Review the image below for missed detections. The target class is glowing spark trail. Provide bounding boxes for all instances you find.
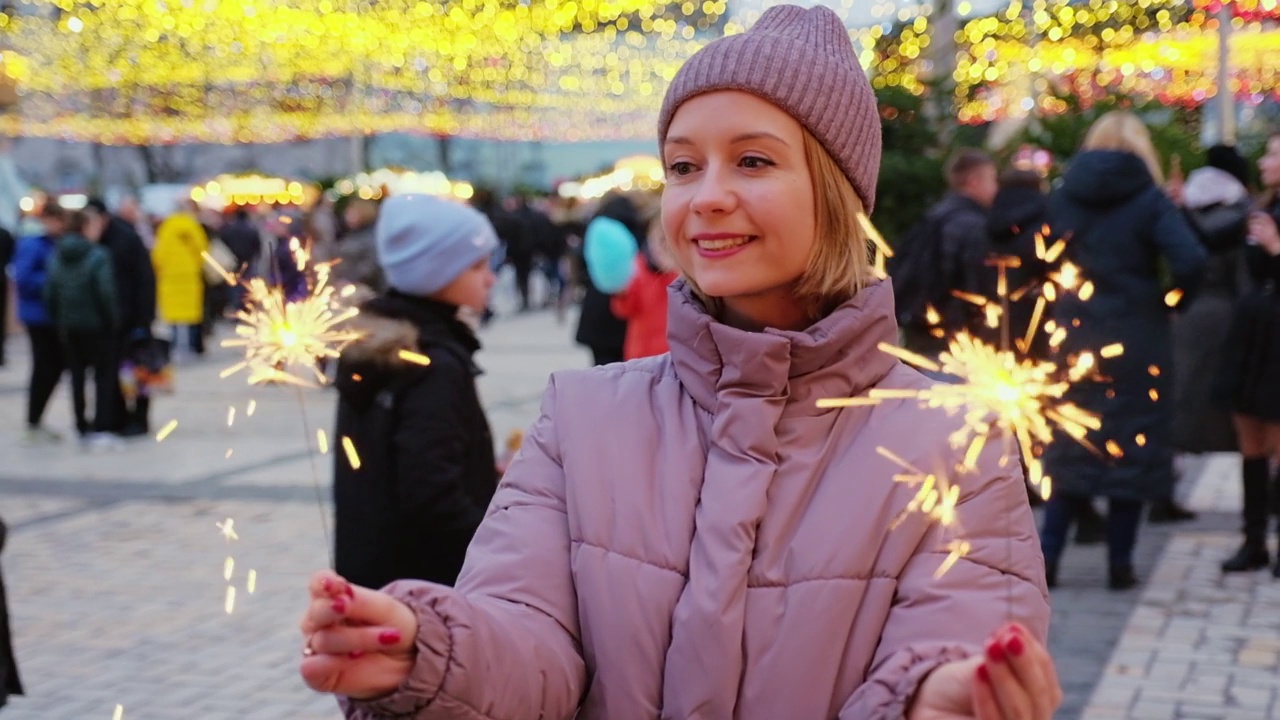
[247,570,257,594]
[155,419,178,442]
[398,349,432,366]
[113,705,124,720]
[342,436,362,470]
[876,447,968,578]
[225,586,236,615]
[216,518,239,542]
[223,557,234,581]
[317,429,329,454]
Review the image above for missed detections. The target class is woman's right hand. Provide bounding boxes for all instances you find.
[299,570,419,700]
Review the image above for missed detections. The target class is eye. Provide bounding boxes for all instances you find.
[740,156,774,169]
[666,161,696,176]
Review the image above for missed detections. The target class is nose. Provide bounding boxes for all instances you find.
[689,164,737,216]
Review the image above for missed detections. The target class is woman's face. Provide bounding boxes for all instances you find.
[661,91,817,330]
[1260,136,1280,189]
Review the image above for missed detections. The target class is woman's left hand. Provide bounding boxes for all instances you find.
[907,622,1062,720]
[1247,212,1280,254]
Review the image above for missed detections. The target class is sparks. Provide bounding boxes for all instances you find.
[247,570,257,594]
[317,429,329,454]
[1165,288,1184,307]
[1099,343,1124,359]
[221,265,362,387]
[876,447,970,578]
[397,349,432,366]
[113,705,125,720]
[155,419,178,442]
[223,556,234,581]
[342,436,361,470]
[225,586,236,615]
[246,399,256,417]
[227,406,236,427]
[225,448,233,459]
[216,518,239,542]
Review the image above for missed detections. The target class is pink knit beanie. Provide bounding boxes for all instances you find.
[657,4,882,212]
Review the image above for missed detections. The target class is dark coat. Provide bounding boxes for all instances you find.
[1218,198,1280,421]
[44,235,119,332]
[1042,150,1207,501]
[99,216,156,334]
[1171,175,1252,452]
[332,292,498,589]
[12,235,57,326]
[0,517,24,706]
[986,184,1051,358]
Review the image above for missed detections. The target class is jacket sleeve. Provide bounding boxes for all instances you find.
[390,359,488,535]
[132,233,158,330]
[940,214,989,329]
[95,251,120,330]
[840,437,1051,719]
[342,377,586,720]
[14,238,49,301]
[41,255,59,322]
[1151,191,1209,304]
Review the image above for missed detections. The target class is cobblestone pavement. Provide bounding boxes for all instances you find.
[0,306,1269,719]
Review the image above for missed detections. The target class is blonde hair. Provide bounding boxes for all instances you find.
[1082,111,1164,184]
[669,128,875,321]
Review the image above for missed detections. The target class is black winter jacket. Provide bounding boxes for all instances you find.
[99,216,156,334]
[1042,151,1207,500]
[332,293,497,589]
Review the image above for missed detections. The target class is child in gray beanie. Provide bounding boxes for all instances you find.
[330,194,501,590]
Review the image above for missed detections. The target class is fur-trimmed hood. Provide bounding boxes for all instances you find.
[341,312,424,366]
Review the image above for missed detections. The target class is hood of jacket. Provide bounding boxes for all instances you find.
[55,234,94,264]
[340,292,479,366]
[1183,166,1250,210]
[1060,150,1156,208]
[666,278,900,416]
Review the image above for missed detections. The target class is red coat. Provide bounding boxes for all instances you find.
[611,258,679,360]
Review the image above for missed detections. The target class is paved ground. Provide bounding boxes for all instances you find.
[0,302,1272,719]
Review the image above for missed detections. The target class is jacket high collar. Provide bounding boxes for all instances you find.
[666,278,900,417]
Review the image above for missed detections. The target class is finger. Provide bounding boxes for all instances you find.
[1007,623,1064,711]
[299,593,356,634]
[340,584,414,634]
[309,570,357,601]
[310,624,407,656]
[299,653,408,698]
[984,638,1033,720]
[972,663,1002,720]
[1000,628,1053,719]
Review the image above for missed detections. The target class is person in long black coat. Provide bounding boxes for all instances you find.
[0,517,24,708]
[86,199,157,437]
[1217,131,1280,576]
[1038,112,1207,590]
[332,195,500,590]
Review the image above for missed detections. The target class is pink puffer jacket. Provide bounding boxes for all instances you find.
[342,279,1051,720]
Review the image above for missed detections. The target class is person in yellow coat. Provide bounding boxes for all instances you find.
[152,211,207,354]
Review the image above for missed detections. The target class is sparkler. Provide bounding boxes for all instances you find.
[876,447,969,579]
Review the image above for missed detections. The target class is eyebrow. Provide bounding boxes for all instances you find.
[664,131,789,147]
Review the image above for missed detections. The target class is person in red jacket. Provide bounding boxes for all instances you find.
[610,221,679,360]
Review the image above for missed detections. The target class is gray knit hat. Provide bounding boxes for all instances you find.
[657,4,882,212]
[376,194,499,297]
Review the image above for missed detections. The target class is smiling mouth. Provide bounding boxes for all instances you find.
[696,235,756,251]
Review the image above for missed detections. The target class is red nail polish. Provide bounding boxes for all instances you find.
[1006,634,1025,657]
[977,664,991,684]
[986,640,1006,663]
[331,598,347,614]
[348,651,365,659]
[344,584,355,600]
[378,629,401,646]
[322,578,332,593]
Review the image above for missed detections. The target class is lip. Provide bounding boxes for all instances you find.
[692,232,751,241]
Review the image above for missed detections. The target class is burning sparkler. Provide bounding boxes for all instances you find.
[875,446,970,578]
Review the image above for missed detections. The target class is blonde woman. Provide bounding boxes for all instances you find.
[299,6,1060,719]
[1039,111,1208,589]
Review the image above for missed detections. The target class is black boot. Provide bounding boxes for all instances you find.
[1222,458,1272,573]
[1108,564,1138,590]
[1147,496,1197,523]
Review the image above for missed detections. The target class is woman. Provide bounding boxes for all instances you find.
[1218,131,1280,575]
[299,7,1060,719]
[1039,112,1207,590]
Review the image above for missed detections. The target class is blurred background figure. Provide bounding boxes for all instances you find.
[1038,111,1207,591]
[0,516,23,710]
[42,209,118,444]
[331,198,384,293]
[152,210,208,356]
[610,203,679,361]
[0,223,12,367]
[14,203,68,444]
[1217,131,1280,576]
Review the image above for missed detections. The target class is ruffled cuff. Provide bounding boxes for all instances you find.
[846,643,975,720]
[339,580,454,719]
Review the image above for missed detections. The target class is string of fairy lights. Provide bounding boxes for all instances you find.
[0,0,1275,144]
